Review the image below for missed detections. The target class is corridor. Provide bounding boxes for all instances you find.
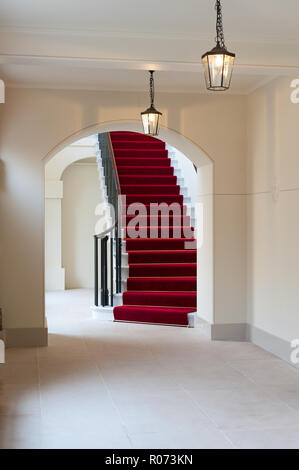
[1,289,299,449]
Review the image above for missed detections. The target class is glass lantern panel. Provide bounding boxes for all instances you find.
[142,112,160,135]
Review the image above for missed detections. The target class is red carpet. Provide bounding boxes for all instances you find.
[111,131,197,327]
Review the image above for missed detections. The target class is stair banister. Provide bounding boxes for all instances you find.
[94,132,122,308]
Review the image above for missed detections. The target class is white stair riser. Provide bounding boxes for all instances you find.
[90,305,114,321]
[113,293,123,307]
[169,150,197,225]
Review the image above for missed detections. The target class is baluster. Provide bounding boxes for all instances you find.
[97,132,121,302]
[94,236,99,306]
[115,226,119,294]
[101,236,109,306]
[100,237,104,306]
[110,235,114,306]
[118,236,122,293]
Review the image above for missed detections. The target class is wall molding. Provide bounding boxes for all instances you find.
[197,316,299,370]
[1,25,299,46]
[211,323,248,341]
[248,325,299,370]
[1,53,298,75]
[197,317,248,341]
[4,327,48,348]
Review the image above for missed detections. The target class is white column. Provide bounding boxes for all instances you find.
[45,180,65,291]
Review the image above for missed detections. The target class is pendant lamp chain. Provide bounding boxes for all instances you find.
[141,70,162,136]
[215,0,226,49]
[149,70,155,107]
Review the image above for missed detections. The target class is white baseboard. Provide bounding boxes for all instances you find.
[211,323,248,341]
[196,316,212,337]
[248,325,299,370]
[196,317,299,369]
[196,317,248,341]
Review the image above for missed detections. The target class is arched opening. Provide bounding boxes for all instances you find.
[45,135,104,291]
[43,121,214,335]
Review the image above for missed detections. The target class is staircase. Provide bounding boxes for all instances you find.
[111,131,197,327]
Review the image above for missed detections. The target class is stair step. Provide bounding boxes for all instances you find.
[123,204,188,215]
[127,250,197,264]
[117,166,174,175]
[114,305,195,326]
[110,132,160,142]
[127,277,196,292]
[125,194,184,205]
[129,263,196,277]
[114,149,168,158]
[115,157,171,167]
[124,226,194,238]
[112,140,165,149]
[123,291,197,308]
[119,175,177,185]
[125,238,195,251]
[120,185,180,195]
[124,215,191,226]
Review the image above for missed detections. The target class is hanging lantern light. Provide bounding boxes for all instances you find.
[141,70,162,136]
[202,0,235,91]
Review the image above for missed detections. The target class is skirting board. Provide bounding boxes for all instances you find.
[248,325,299,370]
[196,317,248,341]
[197,317,299,370]
[211,323,248,341]
[4,327,48,348]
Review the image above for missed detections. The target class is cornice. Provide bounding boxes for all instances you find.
[0,25,299,46]
[1,53,299,75]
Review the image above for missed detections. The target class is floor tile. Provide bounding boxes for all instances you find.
[1,289,299,449]
[229,359,299,386]
[0,415,42,449]
[5,348,38,364]
[223,427,299,449]
[129,426,234,449]
[0,384,40,416]
[0,363,39,385]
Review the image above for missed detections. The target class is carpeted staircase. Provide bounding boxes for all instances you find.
[111,131,197,327]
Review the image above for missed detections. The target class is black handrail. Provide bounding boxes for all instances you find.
[94,132,122,308]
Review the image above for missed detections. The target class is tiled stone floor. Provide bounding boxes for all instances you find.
[1,289,299,449]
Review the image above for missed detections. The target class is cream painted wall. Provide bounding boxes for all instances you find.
[0,87,247,340]
[247,77,299,343]
[62,161,103,289]
[45,197,65,290]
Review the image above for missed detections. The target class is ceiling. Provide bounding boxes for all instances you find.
[0,0,298,94]
[1,64,269,95]
[1,0,299,41]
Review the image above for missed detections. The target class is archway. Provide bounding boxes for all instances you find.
[43,121,214,330]
[45,135,102,291]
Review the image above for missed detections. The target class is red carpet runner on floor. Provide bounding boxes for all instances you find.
[111,131,197,327]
